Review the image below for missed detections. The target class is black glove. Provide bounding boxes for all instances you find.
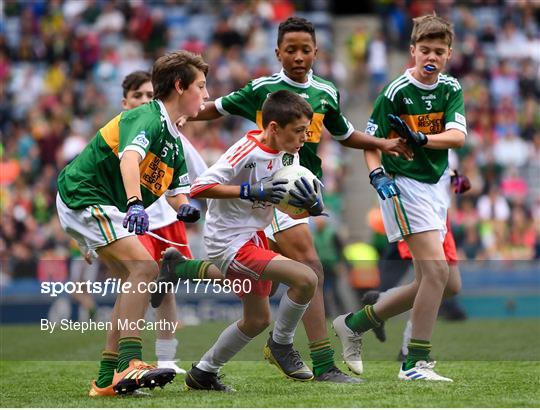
[240,177,288,204]
[369,167,400,200]
[177,203,201,223]
[288,177,326,216]
[388,114,428,146]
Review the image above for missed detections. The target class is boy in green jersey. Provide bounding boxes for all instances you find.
[333,14,466,382]
[193,16,412,384]
[56,51,221,395]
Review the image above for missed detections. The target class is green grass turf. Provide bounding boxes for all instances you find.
[1,319,539,407]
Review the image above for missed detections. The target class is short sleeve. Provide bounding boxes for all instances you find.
[118,114,161,160]
[444,86,467,136]
[216,81,258,123]
[323,90,354,140]
[365,93,397,139]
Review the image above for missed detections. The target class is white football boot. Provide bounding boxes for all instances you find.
[157,360,186,374]
[332,313,363,375]
[398,360,453,382]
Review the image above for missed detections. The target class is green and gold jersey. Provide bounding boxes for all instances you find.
[365,69,467,183]
[58,100,189,211]
[215,69,354,178]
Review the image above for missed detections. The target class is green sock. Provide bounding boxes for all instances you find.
[405,339,432,370]
[174,259,213,280]
[309,338,335,377]
[117,337,143,372]
[345,305,382,333]
[96,350,118,388]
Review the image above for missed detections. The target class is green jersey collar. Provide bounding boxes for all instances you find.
[404,68,440,91]
[156,99,181,139]
[279,68,313,89]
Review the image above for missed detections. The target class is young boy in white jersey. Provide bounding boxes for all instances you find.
[56,52,220,396]
[121,71,210,374]
[181,90,324,391]
[189,17,414,383]
[333,14,466,381]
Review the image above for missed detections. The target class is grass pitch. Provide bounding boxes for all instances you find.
[1,319,539,407]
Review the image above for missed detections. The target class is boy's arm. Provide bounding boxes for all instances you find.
[192,184,241,199]
[388,114,465,149]
[120,151,143,201]
[119,150,149,234]
[189,101,223,121]
[423,129,465,149]
[339,130,413,160]
[364,148,400,200]
[166,193,201,223]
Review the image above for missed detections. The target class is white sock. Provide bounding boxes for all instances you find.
[155,338,178,362]
[401,319,412,355]
[272,293,309,345]
[197,321,252,373]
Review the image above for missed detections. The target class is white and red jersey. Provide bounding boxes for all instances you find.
[191,130,299,271]
[146,132,208,230]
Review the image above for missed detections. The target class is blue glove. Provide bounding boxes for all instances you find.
[240,177,288,204]
[288,177,326,216]
[177,203,201,223]
[123,199,149,235]
[369,167,400,200]
[388,114,428,146]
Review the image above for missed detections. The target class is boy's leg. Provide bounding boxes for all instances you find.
[97,237,176,393]
[259,254,317,381]
[155,292,185,374]
[396,230,452,381]
[270,224,360,383]
[186,294,270,392]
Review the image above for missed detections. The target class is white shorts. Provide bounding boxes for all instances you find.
[56,194,134,253]
[263,208,309,242]
[378,169,451,243]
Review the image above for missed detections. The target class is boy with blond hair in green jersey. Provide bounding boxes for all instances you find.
[193,16,412,383]
[333,14,466,381]
[56,51,222,396]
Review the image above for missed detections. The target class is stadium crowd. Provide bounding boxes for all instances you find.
[0,0,539,287]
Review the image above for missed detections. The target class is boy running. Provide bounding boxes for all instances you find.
[183,90,322,391]
[121,71,208,375]
[193,17,412,383]
[56,51,215,395]
[333,14,466,381]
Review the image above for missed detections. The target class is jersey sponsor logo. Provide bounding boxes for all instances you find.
[244,162,256,169]
[398,112,444,135]
[139,152,173,196]
[179,173,190,186]
[365,119,378,135]
[421,94,436,100]
[299,93,310,99]
[134,131,150,149]
[282,153,294,166]
[455,112,466,126]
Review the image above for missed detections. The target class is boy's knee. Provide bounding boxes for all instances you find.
[129,261,159,282]
[444,277,461,297]
[297,267,318,297]
[305,260,324,285]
